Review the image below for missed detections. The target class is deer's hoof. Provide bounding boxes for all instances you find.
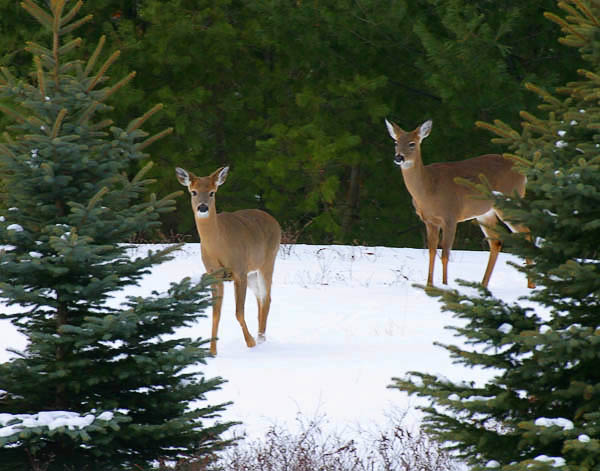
[257,333,266,344]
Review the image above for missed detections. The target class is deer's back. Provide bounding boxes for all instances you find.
[416,154,525,224]
[427,154,524,194]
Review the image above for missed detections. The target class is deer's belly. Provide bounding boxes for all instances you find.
[414,205,445,227]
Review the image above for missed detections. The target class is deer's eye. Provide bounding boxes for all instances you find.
[191,190,197,197]
[408,142,416,149]
[209,191,215,198]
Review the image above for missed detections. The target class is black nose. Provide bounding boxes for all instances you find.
[197,203,209,213]
[394,154,405,166]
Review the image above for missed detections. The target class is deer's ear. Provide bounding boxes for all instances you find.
[175,167,191,186]
[215,166,229,186]
[385,119,397,140]
[419,120,432,141]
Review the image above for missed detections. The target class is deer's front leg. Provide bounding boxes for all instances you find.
[425,222,440,286]
[233,275,256,348]
[210,281,224,356]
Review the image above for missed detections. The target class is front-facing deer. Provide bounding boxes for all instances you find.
[385,119,533,288]
[176,166,281,355]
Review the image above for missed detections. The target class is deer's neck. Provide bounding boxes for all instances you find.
[194,208,221,248]
[400,155,434,200]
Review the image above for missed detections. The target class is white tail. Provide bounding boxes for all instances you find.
[385,119,533,288]
[176,166,281,355]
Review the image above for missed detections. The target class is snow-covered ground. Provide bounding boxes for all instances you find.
[0,243,535,440]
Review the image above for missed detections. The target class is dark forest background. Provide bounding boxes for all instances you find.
[0,0,578,247]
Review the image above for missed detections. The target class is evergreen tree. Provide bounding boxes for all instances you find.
[391,1,600,469]
[0,1,234,469]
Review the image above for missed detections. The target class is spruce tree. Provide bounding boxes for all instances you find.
[391,1,600,469]
[0,1,234,470]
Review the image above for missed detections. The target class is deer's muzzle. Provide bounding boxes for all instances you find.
[196,203,209,217]
[394,154,405,166]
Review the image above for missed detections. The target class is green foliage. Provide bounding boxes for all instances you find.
[0,0,583,246]
[0,1,234,469]
[391,1,600,469]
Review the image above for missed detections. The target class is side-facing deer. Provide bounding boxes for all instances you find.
[176,166,281,355]
[385,119,533,288]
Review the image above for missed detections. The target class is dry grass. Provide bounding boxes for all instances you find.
[159,413,462,471]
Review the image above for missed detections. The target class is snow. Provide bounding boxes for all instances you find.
[555,140,568,148]
[533,455,566,467]
[0,244,537,441]
[535,417,574,430]
[498,323,513,334]
[0,411,100,437]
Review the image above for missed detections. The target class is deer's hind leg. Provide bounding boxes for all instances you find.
[440,221,458,285]
[233,274,256,349]
[495,209,536,289]
[248,268,272,344]
[477,210,502,288]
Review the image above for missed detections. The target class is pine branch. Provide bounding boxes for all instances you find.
[156,190,185,205]
[34,56,46,98]
[20,0,53,28]
[59,0,83,27]
[519,111,546,127]
[87,187,109,211]
[51,109,68,138]
[544,12,587,41]
[0,143,16,159]
[84,36,106,78]
[0,66,16,85]
[558,1,587,22]
[89,119,113,132]
[0,104,27,124]
[503,152,533,167]
[135,128,174,151]
[51,0,66,34]
[1,131,14,145]
[475,119,519,140]
[578,68,600,84]
[77,101,100,125]
[86,50,121,92]
[102,71,136,102]
[24,41,52,58]
[571,0,600,27]
[524,83,564,107]
[453,176,481,193]
[58,37,82,57]
[59,14,93,36]
[127,104,164,133]
[132,161,155,184]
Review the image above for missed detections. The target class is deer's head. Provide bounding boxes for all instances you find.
[175,166,229,219]
[385,119,432,169]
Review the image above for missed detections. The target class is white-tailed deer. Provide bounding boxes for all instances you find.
[176,166,281,355]
[385,119,533,288]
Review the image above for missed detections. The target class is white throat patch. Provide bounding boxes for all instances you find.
[395,160,414,170]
